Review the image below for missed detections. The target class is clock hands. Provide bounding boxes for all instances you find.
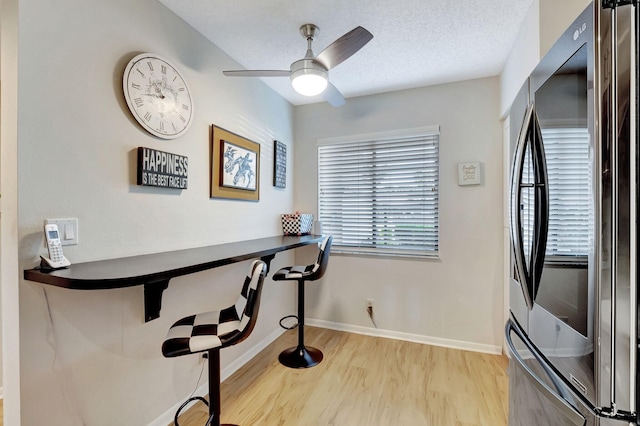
[140,80,169,99]
[139,79,181,114]
[123,54,193,139]
[153,85,165,99]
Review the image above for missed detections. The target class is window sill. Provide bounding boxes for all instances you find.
[330,248,439,261]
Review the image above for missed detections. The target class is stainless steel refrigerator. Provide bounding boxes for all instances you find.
[506,2,638,425]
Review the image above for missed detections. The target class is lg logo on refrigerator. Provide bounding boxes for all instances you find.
[574,23,587,40]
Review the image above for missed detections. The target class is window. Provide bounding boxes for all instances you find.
[520,127,591,260]
[317,127,439,257]
[543,127,591,258]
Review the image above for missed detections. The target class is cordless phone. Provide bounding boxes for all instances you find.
[41,223,71,269]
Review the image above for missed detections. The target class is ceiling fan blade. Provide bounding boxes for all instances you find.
[322,82,346,107]
[315,26,373,70]
[223,70,290,77]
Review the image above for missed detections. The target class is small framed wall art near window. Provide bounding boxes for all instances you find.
[457,162,482,186]
[210,125,260,201]
[273,140,286,189]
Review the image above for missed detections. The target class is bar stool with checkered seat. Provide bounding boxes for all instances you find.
[162,259,267,426]
[273,235,332,369]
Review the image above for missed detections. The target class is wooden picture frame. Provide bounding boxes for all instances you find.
[211,125,260,201]
[273,140,286,188]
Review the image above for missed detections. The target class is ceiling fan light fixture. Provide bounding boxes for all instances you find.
[223,24,373,106]
[292,73,327,96]
[290,60,328,96]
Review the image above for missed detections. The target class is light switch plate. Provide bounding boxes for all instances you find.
[45,218,79,246]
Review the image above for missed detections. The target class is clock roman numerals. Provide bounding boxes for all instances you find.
[124,54,193,139]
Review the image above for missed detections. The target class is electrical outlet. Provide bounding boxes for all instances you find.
[366,298,374,317]
[365,298,377,328]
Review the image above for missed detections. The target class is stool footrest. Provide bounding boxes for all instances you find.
[279,314,299,330]
[174,396,209,426]
[278,345,323,368]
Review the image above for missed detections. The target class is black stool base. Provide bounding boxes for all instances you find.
[278,346,323,368]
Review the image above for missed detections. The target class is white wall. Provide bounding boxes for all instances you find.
[15,0,297,424]
[1,0,19,422]
[539,0,592,58]
[500,0,591,116]
[294,77,505,352]
[500,0,539,117]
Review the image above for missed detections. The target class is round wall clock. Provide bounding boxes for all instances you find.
[122,53,194,139]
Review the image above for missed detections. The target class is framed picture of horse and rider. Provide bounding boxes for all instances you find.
[211,125,260,201]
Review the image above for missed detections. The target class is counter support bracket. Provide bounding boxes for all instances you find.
[261,254,276,274]
[144,280,170,322]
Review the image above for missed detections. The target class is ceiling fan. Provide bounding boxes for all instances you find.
[223,24,373,107]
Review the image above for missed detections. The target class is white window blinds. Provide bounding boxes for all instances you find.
[543,127,591,258]
[317,129,439,257]
[520,127,591,260]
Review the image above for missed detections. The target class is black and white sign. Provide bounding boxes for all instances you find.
[137,147,188,189]
[274,140,286,189]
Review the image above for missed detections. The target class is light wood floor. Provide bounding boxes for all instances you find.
[171,327,509,426]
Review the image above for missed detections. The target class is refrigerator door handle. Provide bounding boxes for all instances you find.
[531,108,549,301]
[506,319,586,426]
[510,104,535,310]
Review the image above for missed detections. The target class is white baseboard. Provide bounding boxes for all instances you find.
[148,327,285,426]
[306,318,504,355]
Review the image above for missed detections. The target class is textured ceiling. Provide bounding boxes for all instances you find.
[159,0,534,106]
